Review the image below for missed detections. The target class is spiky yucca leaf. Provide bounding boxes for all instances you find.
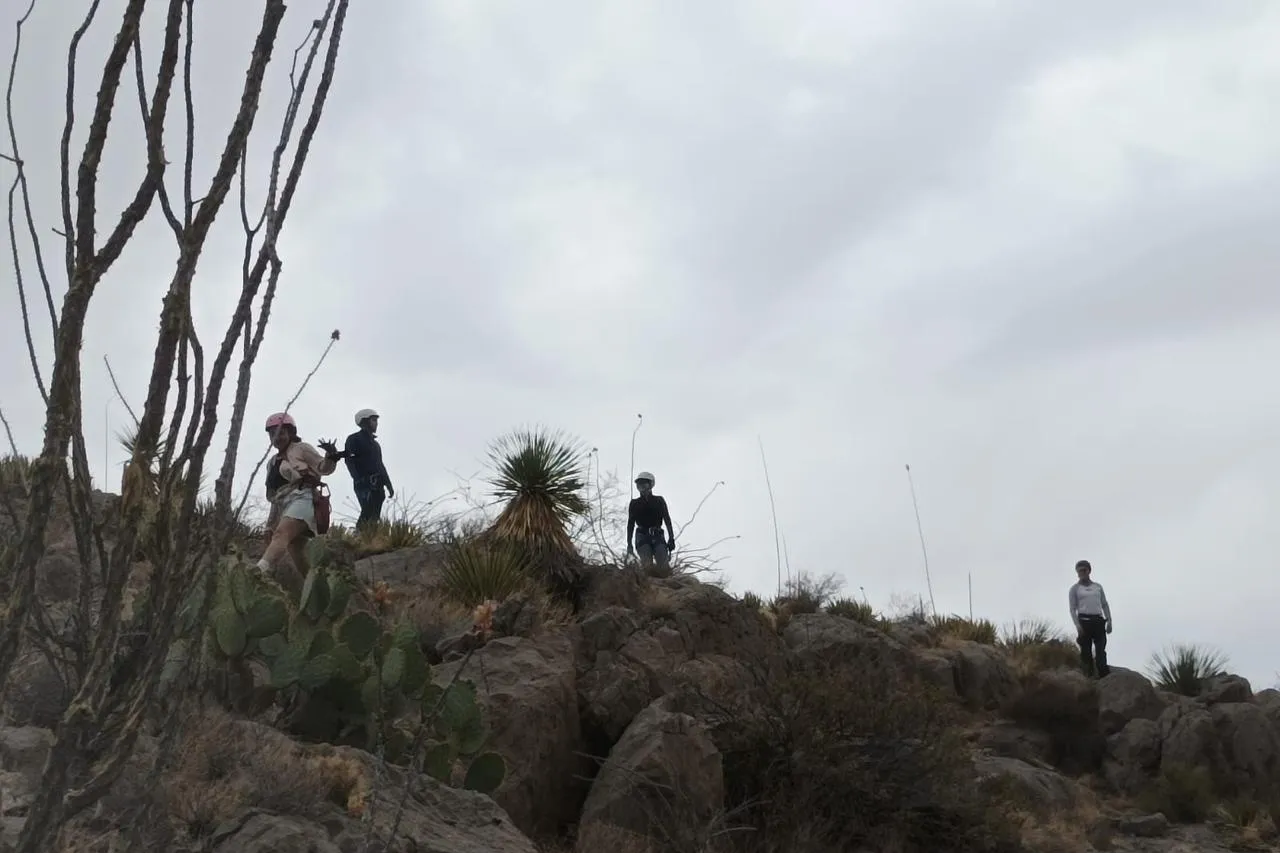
[441,540,533,608]
[1148,644,1229,697]
[116,422,208,495]
[486,426,588,555]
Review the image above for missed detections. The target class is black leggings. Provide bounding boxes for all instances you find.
[1077,615,1109,677]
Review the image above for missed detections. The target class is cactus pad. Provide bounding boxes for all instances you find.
[462,752,506,795]
[338,612,380,659]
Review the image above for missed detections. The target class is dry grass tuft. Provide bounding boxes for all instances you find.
[1005,788,1106,853]
[931,614,998,645]
[160,710,368,840]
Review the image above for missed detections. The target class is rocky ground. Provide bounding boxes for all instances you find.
[2,511,1279,852]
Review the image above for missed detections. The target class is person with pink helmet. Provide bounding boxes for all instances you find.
[257,411,342,586]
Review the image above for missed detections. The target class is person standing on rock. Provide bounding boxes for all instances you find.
[343,408,395,531]
[1069,559,1113,678]
[258,412,341,588]
[626,471,675,578]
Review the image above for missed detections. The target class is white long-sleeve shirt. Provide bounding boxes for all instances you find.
[1069,581,1112,626]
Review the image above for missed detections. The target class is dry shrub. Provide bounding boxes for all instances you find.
[991,775,1106,853]
[1014,805,1107,853]
[1004,640,1080,677]
[713,652,1022,853]
[767,571,843,618]
[159,710,367,841]
[392,585,470,652]
[999,619,1079,676]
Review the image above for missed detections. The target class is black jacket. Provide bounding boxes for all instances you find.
[343,429,392,488]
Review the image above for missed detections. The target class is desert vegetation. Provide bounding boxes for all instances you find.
[0,3,1275,853]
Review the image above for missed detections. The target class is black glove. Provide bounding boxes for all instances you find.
[666,539,675,551]
[317,439,344,460]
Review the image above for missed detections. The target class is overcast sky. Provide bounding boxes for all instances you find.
[3,1,1279,687]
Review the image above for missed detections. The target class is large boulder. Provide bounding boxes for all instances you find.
[970,721,1054,766]
[783,613,914,670]
[940,641,1019,710]
[434,631,584,839]
[576,699,724,852]
[1104,718,1162,793]
[1001,669,1105,774]
[1210,702,1280,791]
[1158,700,1225,777]
[1097,667,1167,735]
[351,545,447,588]
[1200,673,1252,705]
[576,579,779,749]
[2,719,535,853]
[972,754,1081,812]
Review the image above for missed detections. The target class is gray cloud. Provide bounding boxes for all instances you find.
[3,0,1280,687]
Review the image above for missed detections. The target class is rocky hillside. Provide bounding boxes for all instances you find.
[3,499,1279,852]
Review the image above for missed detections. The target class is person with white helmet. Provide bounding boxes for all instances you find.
[258,411,342,585]
[343,407,395,530]
[627,471,675,578]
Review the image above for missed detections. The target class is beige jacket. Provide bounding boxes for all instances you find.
[266,440,337,523]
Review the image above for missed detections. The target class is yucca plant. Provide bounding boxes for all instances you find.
[485,426,589,556]
[1148,644,1229,697]
[116,422,207,498]
[441,539,534,608]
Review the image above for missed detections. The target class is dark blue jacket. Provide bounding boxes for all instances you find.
[343,429,392,488]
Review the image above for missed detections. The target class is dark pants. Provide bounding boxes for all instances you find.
[1077,615,1109,677]
[354,478,386,530]
[633,526,671,578]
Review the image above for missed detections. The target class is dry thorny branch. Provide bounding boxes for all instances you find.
[0,1,352,851]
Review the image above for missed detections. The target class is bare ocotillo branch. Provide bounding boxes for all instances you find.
[1,2,353,850]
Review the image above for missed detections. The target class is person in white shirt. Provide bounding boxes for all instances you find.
[1068,559,1112,678]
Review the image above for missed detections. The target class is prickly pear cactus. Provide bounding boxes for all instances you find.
[197,549,506,795]
[418,679,507,794]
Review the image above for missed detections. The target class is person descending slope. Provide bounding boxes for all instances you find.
[1068,558,1113,678]
[258,412,342,587]
[627,471,675,578]
[343,408,395,530]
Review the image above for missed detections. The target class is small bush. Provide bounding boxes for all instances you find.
[1148,643,1229,697]
[1137,763,1217,823]
[931,614,998,645]
[440,539,534,608]
[715,652,1021,852]
[740,591,764,611]
[769,571,844,616]
[825,596,878,626]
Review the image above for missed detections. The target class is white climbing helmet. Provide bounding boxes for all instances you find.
[634,471,655,487]
[354,408,380,427]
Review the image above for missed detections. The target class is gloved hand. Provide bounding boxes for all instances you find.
[1105,622,1113,634]
[666,539,675,551]
[317,438,344,460]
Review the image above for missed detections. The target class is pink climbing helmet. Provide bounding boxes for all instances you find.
[264,411,296,431]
